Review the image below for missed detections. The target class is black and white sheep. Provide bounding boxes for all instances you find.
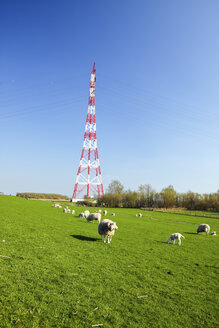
[98,219,118,243]
[63,208,71,213]
[103,210,107,216]
[87,213,101,223]
[79,212,85,218]
[197,224,210,235]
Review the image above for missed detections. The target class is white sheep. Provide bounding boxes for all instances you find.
[98,219,118,243]
[167,233,185,246]
[111,213,115,217]
[211,231,216,236]
[197,224,210,235]
[103,210,107,216]
[86,213,101,223]
[84,210,90,218]
[98,209,102,213]
[79,212,85,218]
[63,208,70,213]
[72,210,75,215]
[138,213,142,217]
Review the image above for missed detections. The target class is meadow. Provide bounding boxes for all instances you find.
[0,195,218,328]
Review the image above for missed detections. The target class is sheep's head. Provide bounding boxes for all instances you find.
[109,222,118,231]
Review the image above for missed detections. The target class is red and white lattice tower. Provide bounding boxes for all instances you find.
[72,63,104,201]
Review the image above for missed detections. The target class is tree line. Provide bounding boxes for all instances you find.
[16,193,69,200]
[96,180,219,211]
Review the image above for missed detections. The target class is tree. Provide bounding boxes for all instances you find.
[160,185,177,208]
[106,180,124,194]
[138,184,155,207]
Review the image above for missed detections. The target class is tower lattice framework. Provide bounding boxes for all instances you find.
[72,63,104,201]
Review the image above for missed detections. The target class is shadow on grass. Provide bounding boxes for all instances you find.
[70,235,99,242]
[184,232,197,235]
[156,241,168,244]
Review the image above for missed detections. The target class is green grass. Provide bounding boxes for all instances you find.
[154,209,219,219]
[0,196,218,327]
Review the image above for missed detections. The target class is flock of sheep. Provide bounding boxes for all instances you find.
[53,204,216,245]
[167,223,216,246]
[56,207,118,243]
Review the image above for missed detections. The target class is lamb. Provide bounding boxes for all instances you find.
[197,224,210,235]
[167,233,185,246]
[72,210,75,215]
[86,212,101,223]
[98,219,118,243]
[84,210,90,218]
[103,210,107,216]
[79,212,85,218]
[138,213,142,217]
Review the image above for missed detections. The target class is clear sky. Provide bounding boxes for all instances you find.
[0,0,218,196]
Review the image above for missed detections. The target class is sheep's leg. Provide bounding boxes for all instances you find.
[173,239,175,245]
[103,236,106,243]
[167,239,170,243]
[107,236,110,243]
[178,239,181,246]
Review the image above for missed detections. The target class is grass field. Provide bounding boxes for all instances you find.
[0,196,218,327]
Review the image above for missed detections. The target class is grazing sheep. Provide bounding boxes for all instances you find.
[98,219,118,243]
[87,213,101,223]
[63,208,70,213]
[138,213,142,217]
[79,212,85,218]
[103,210,107,216]
[72,210,75,215]
[54,203,60,208]
[111,213,115,217]
[211,231,216,236]
[197,224,210,235]
[84,210,90,218]
[167,233,185,246]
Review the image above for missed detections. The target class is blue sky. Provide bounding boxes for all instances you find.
[0,0,218,196]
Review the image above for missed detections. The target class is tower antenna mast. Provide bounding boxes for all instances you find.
[72,63,104,201]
